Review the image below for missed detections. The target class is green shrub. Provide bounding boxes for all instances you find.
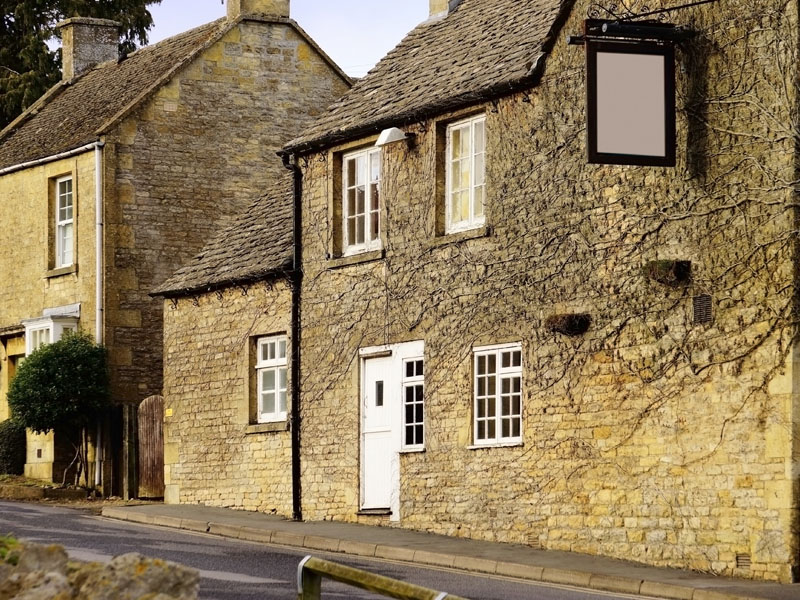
[0,419,25,475]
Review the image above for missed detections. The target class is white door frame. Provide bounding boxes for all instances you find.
[359,340,424,521]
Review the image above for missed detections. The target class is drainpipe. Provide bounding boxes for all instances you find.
[281,150,303,521]
[94,142,105,491]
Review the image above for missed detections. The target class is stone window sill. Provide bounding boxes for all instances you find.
[467,441,523,450]
[327,249,385,270]
[427,226,491,249]
[246,421,288,435]
[400,447,425,454]
[45,265,77,279]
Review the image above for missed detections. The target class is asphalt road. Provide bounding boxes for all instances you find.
[0,501,641,600]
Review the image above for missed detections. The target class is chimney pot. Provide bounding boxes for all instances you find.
[227,0,290,20]
[57,17,120,80]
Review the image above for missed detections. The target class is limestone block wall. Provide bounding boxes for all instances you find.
[0,153,98,329]
[162,282,293,514]
[103,19,350,404]
[296,0,799,582]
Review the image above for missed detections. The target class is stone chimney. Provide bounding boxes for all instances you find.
[58,17,120,80]
[430,0,460,18]
[227,0,290,20]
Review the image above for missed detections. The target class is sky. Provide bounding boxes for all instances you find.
[146,0,430,77]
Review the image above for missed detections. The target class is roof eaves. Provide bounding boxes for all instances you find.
[152,260,293,299]
[95,18,233,136]
[282,62,544,156]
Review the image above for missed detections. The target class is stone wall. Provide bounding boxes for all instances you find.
[295,0,799,582]
[162,282,293,513]
[103,18,350,404]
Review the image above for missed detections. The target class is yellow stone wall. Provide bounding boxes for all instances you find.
[294,0,800,583]
[0,153,98,427]
[102,19,350,405]
[162,283,293,513]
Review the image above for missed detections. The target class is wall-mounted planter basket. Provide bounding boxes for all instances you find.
[545,313,592,337]
[643,260,692,287]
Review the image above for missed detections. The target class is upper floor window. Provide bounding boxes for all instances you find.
[55,176,74,268]
[343,147,381,255]
[256,335,288,423]
[446,115,485,233]
[474,343,522,446]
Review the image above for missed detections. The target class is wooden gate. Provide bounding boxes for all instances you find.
[137,395,164,498]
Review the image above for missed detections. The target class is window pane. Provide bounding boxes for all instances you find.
[450,161,462,192]
[416,360,424,376]
[502,378,510,394]
[405,386,414,402]
[460,125,470,156]
[474,152,485,186]
[487,395,496,417]
[406,362,414,378]
[451,129,461,160]
[460,159,470,190]
[477,398,486,418]
[502,352,511,369]
[477,377,485,396]
[356,187,366,214]
[347,218,356,246]
[477,355,486,375]
[347,189,356,216]
[262,369,275,391]
[487,376,496,396]
[487,420,495,438]
[347,159,356,186]
[370,208,379,241]
[279,367,287,390]
[415,403,423,422]
[278,389,287,413]
[278,339,287,358]
[262,392,275,414]
[488,354,496,373]
[451,192,462,225]
[356,216,365,244]
[474,120,485,153]
[512,351,521,367]
[406,404,414,423]
[415,386,423,402]
[405,428,414,446]
[502,419,510,438]
[370,151,380,182]
[477,421,485,439]
[512,420,520,437]
[356,155,366,185]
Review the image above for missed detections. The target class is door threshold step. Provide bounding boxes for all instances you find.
[357,508,392,516]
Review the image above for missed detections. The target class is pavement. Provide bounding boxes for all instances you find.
[100,503,799,600]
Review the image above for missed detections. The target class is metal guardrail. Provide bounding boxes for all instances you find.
[296,555,468,600]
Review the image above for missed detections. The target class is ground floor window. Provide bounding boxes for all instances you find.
[402,358,424,449]
[256,335,288,423]
[474,343,522,445]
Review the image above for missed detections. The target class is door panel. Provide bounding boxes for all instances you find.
[361,355,394,509]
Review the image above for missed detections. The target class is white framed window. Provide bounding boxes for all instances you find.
[343,147,381,255]
[256,335,288,423]
[446,114,485,233]
[402,358,424,450]
[23,314,78,356]
[55,176,74,268]
[474,343,522,445]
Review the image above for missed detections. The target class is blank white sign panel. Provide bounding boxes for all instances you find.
[596,51,666,157]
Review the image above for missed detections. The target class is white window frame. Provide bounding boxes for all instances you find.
[445,114,486,234]
[473,342,522,446]
[256,335,288,423]
[401,357,425,450]
[23,315,78,356]
[55,176,74,268]
[342,147,382,256]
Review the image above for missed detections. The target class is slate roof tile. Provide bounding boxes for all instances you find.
[0,19,229,170]
[153,175,293,297]
[285,0,570,153]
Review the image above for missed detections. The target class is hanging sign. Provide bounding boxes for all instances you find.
[584,22,677,167]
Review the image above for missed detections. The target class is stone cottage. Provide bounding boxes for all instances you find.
[0,0,350,494]
[159,0,800,582]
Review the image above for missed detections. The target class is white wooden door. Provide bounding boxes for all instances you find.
[361,355,395,509]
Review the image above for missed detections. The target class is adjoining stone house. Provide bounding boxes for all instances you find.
[0,0,350,493]
[159,0,800,583]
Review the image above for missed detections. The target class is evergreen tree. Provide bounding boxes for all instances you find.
[0,0,161,129]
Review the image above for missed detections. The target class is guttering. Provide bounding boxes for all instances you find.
[281,150,303,522]
[94,142,106,491]
[0,141,101,177]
